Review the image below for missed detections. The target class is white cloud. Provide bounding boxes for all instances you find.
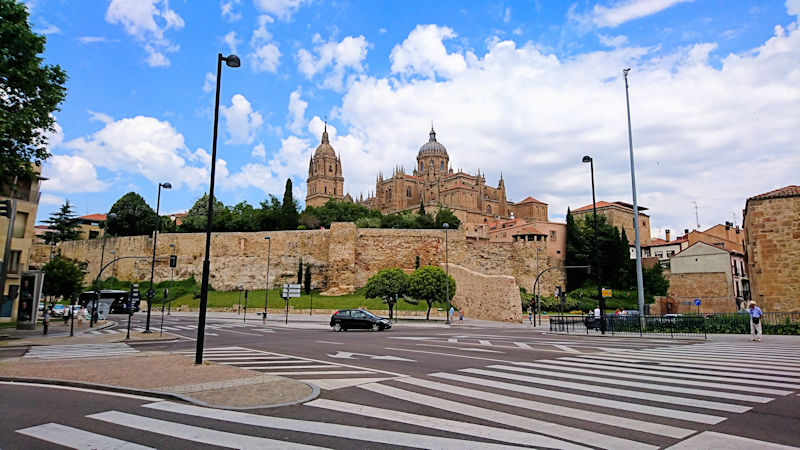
[202,72,216,92]
[105,0,185,67]
[251,143,266,161]
[65,115,207,189]
[296,35,369,91]
[223,31,241,54]
[253,0,310,21]
[77,36,117,44]
[389,25,467,79]
[248,15,281,73]
[88,111,114,124]
[504,7,512,24]
[598,34,629,47]
[788,0,800,16]
[37,21,61,34]
[573,0,693,29]
[220,94,264,144]
[41,155,109,193]
[287,88,308,134]
[39,193,64,206]
[326,22,800,236]
[220,0,241,21]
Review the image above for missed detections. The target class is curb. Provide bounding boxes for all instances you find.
[0,375,320,410]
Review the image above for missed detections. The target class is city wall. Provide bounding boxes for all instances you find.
[36,223,565,321]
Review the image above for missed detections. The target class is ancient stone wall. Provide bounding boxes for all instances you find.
[446,264,523,322]
[664,271,736,313]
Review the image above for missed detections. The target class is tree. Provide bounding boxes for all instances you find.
[435,206,461,229]
[42,256,85,302]
[297,258,303,284]
[565,208,589,290]
[643,262,670,299]
[42,200,81,243]
[179,193,226,232]
[303,198,380,228]
[407,265,456,320]
[304,264,312,294]
[418,199,426,216]
[259,195,283,231]
[227,201,260,232]
[281,179,299,230]
[107,192,157,236]
[0,0,68,182]
[363,268,409,319]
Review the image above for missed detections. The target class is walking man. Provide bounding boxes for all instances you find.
[42,307,51,335]
[527,305,533,324]
[748,301,763,342]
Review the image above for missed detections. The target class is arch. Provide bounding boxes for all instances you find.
[429,159,434,168]
[419,161,423,171]
[406,188,411,198]
[487,205,492,214]
[329,164,332,172]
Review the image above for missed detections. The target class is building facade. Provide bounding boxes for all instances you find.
[667,241,749,312]
[571,201,652,247]
[743,185,800,312]
[305,123,344,208]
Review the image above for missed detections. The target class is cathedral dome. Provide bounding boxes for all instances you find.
[417,126,447,156]
[314,124,336,158]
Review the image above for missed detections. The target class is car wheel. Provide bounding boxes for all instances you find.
[371,323,380,332]
[332,322,342,332]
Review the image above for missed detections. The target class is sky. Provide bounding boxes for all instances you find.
[26,0,800,239]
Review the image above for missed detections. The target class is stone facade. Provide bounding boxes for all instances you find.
[39,222,566,321]
[305,123,344,207]
[743,185,800,312]
[662,272,735,314]
[446,264,523,323]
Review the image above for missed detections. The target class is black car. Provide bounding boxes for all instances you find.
[330,309,391,332]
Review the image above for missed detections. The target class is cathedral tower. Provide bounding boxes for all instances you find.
[306,123,344,207]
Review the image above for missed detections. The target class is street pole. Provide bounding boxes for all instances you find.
[160,288,167,336]
[126,284,133,340]
[167,243,175,315]
[263,236,270,323]
[624,68,646,328]
[146,182,171,333]
[443,223,450,324]
[582,155,605,334]
[196,53,240,365]
[69,293,76,337]
[243,289,248,322]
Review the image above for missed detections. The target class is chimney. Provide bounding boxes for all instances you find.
[684,228,689,235]
[665,229,671,241]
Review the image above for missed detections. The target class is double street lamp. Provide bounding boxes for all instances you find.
[196,53,241,364]
[145,181,171,333]
[582,156,605,334]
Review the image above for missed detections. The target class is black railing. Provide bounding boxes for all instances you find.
[550,312,800,337]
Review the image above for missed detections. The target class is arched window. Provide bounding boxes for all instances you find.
[429,160,434,168]
[406,188,411,198]
[419,161,423,171]
[440,161,444,171]
[487,205,492,214]
[329,165,332,172]
[387,189,392,200]
[333,188,336,195]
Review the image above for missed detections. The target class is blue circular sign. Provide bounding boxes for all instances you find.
[694,299,701,306]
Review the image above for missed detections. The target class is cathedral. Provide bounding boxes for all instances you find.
[306,125,550,225]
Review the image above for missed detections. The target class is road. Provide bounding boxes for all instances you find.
[3,313,799,449]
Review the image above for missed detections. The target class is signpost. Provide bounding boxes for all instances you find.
[126,284,138,340]
[602,289,612,298]
[242,289,249,322]
[282,283,301,324]
[695,298,701,316]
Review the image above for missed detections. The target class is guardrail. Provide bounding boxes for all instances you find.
[550,312,800,337]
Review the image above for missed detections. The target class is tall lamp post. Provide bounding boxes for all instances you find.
[624,68,646,326]
[196,53,240,364]
[167,243,175,315]
[91,213,116,327]
[582,155,605,334]
[263,236,270,323]
[145,181,171,333]
[443,222,450,324]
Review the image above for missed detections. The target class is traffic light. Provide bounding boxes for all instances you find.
[0,200,10,218]
[169,255,177,267]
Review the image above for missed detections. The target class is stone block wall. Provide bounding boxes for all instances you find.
[446,264,523,323]
[664,271,736,313]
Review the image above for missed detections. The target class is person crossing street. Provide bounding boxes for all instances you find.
[748,301,763,342]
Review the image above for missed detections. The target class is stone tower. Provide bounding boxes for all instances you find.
[306,123,344,207]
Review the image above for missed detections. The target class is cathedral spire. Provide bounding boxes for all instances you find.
[321,121,329,144]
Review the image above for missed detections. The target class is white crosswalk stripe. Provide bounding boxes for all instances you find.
[24,343,138,359]
[17,422,153,449]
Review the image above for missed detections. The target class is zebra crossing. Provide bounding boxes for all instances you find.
[87,321,277,336]
[15,340,800,449]
[23,343,138,360]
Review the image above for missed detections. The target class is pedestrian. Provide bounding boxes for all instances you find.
[614,308,621,315]
[77,305,85,326]
[42,307,51,335]
[527,305,533,324]
[63,305,70,325]
[459,309,463,324]
[448,306,454,323]
[748,301,763,342]
[593,306,601,331]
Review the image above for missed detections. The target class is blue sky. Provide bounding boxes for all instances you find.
[28,0,800,238]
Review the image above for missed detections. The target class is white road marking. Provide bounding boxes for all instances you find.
[608,350,800,369]
[513,342,533,349]
[269,370,377,375]
[359,382,659,449]
[307,398,590,450]
[430,372,726,424]
[477,339,492,345]
[584,353,800,377]
[327,351,415,361]
[144,401,523,449]
[240,364,340,370]
[17,423,153,449]
[0,381,163,401]
[417,343,506,353]
[664,431,800,449]
[89,411,320,449]
[315,340,343,345]
[394,377,695,439]
[300,377,397,390]
[552,344,581,353]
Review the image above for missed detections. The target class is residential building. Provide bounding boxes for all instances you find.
[571,201,652,246]
[481,218,566,258]
[666,241,749,312]
[76,213,106,240]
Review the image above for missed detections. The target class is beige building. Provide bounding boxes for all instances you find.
[1,167,44,322]
[478,218,567,259]
[76,213,107,240]
[305,123,344,208]
[571,201,652,246]
[743,185,800,312]
[666,241,749,312]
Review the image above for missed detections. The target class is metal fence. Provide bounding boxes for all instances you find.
[549,312,800,337]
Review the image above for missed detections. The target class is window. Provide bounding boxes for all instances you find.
[333,188,336,195]
[13,211,28,238]
[655,251,663,258]
[486,205,492,214]
[440,161,444,171]
[324,186,327,194]
[406,188,411,198]
[419,162,423,171]
[329,165,332,172]
[666,250,675,257]
[89,230,100,239]
[7,250,21,274]
[387,189,392,200]
[549,230,556,241]
[429,160,434,168]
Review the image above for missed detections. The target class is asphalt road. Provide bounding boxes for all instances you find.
[4,313,800,449]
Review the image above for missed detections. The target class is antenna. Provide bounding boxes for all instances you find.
[692,201,700,230]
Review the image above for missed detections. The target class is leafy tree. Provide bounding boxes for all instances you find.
[227,201,260,232]
[259,195,283,231]
[418,199,425,216]
[298,210,321,229]
[303,199,380,228]
[297,258,303,284]
[42,200,81,243]
[106,192,157,236]
[159,216,178,233]
[0,0,68,182]
[643,262,670,299]
[179,193,226,232]
[435,206,461,229]
[42,256,85,302]
[566,211,634,292]
[407,265,456,320]
[565,208,586,290]
[354,216,380,228]
[281,179,299,230]
[304,264,311,294]
[363,268,409,319]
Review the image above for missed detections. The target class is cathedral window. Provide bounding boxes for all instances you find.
[419,162,423,171]
[429,160,433,168]
[387,189,392,199]
[487,205,492,214]
[329,165,332,172]
[406,188,411,198]
[440,161,444,171]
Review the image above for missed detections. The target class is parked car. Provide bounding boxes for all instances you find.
[50,304,66,317]
[330,309,391,332]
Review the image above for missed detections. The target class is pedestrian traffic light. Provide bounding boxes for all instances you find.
[0,200,10,218]
[169,255,177,267]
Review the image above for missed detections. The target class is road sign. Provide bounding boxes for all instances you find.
[285,284,301,289]
[281,283,301,298]
[602,288,613,298]
[694,299,701,306]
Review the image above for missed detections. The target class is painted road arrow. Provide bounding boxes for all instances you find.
[327,351,415,361]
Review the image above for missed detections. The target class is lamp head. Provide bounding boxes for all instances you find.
[161,182,172,189]
[443,223,449,229]
[224,54,241,68]
[582,156,592,163]
[107,213,117,219]
[264,235,270,240]
[623,68,631,76]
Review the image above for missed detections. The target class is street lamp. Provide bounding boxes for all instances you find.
[582,155,605,334]
[167,243,175,315]
[145,181,171,333]
[623,68,646,325]
[196,53,240,364]
[443,222,450,325]
[91,212,116,327]
[263,236,270,323]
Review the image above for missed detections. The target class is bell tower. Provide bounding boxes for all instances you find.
[306,123,344,207]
